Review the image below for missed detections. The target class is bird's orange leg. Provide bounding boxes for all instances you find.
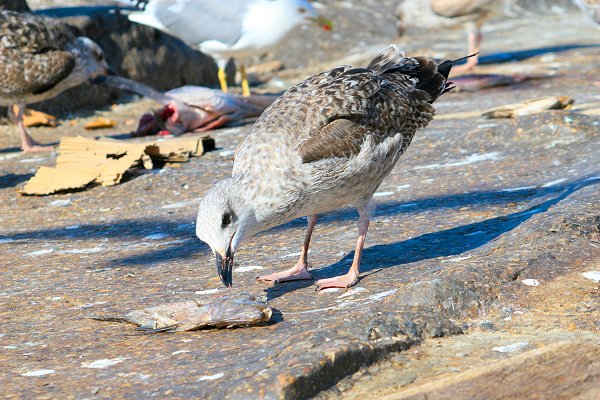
[257,215,317,284]
[239,64,251,97]
[316,212,369,290]
[10,105,52,152]
[217,67,229,93]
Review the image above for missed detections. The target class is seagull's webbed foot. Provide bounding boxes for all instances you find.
[22,144,53,153]
[315,271,359,290]
[257,262,313,285]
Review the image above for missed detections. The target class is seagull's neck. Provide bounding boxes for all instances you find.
[228,173,301,235]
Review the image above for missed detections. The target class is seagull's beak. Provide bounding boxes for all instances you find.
[215,243,234,288]
[307,15,333,31]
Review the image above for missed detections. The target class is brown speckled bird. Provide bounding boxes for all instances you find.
[0,10,110,152]
[396,0,501,72]
[195,46,464,290]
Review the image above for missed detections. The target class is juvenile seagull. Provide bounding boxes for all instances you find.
[127,0,332,96]
[396,0,500,72]
[196,46,462,290]
[0,11,111,152]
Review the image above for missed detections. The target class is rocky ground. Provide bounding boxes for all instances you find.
[1,3,599,400]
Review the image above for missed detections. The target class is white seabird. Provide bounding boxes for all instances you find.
[195,46,469,290]
[127,0,332,96]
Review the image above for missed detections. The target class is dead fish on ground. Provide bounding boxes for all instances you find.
[91,292,272,332]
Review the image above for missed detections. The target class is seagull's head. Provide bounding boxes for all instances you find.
[284,0,333,31]
[196,178,257,288]
[266,0,333,30]
[74,37,113,79]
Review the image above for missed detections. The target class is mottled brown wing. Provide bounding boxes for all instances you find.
[297,66,433,164]
[298,117,368,163]
[0,11,73,53]
[0,11,76,96]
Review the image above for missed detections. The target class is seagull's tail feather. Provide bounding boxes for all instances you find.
[369,47,477,103]
[366,45,406,73]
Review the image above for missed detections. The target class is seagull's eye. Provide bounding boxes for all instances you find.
[298,7,306,13]
[221,213,232,227]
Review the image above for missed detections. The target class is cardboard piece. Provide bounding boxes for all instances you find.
[84,118,118,130]
[22,135,215,195]
[22,109,58,128]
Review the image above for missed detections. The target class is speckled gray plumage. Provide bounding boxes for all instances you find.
[0,10,107,107]
[198,46,454,240]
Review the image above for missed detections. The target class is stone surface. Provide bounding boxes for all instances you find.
[1,7,599,400]
[382,342,600,400]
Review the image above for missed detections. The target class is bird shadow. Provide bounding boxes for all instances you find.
[469,44,600,65]
[2,177,597,278]
[0,173,33,189]
[263,176,599,301]
[0,147,20,154]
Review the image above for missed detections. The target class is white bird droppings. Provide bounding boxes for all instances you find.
[82,357,126,369]
[373,191,394,197]
[63,246,104,254]
[161,199,199,209]
[368,289,397,301]
[582,271,600,283]
[219,150,235,157]
[49,199,71,207]
[27,248,54,256]
[337,287,368,298]
[235,265,264,273]
[172,350,191,355]
[197,372,224,381]
[21,369,55,377]
[521,279,540,287]
[414,152,500,170]
[492,342,530,353]
[501,185,536,192]
[195,288,220,295]
[541,178,567,187]
[320,288,342,293]
[144,233,169,240]
[0,238,15,244]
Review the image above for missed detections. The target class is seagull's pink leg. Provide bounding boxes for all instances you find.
[10,104,52,153]
[450,24,482,75]
[257,215,317,284]
[316,211,369,290]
